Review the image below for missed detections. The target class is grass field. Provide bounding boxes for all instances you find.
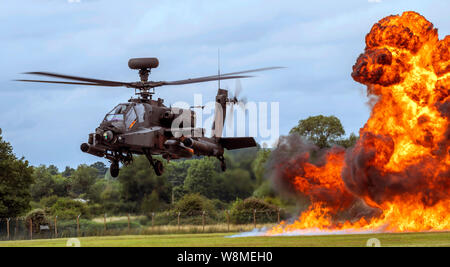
[0,231,449,247]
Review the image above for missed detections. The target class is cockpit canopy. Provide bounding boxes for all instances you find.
[104,103,147,130]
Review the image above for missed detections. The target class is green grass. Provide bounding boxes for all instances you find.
[0,231,449,247]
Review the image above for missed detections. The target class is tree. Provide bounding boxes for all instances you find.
[90,161,108,177]
[290,115,345,148]
[31,165,68,200]
[183,158,218,199]
[118,156,172,212]
[214,169,254,202]
[225,147,259,179]
[47,165,59,175]
[141,190,161,213]
[69,165,98,197]
[337,133,359,148]
[62,166,75,177]
[0,132,34,217]
[49,198,90,220]
[251,148,271,185]
[165,160,191,186]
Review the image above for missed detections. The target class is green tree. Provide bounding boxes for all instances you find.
[69,165,98,197]
[251,148,271,185]
[253,180,276,199]
[62,166,75,177]
[214,169,254,202]
[141,190,160,213]
[184,158,218,199]
[49,198,90,220]
[290,115,346,148]
[47,165,59,175]
[31,165,68,200]
[86,179,107,203]
[165,160,191,186]
[90,161,108,177]
[337,133,359,148]
[225,147,259,179]
[172,185,188,202]
[100,182,121,203]
[0,132,34,217]
[118,156,172,212]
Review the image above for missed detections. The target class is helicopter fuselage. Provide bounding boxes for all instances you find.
[80,96,234,177]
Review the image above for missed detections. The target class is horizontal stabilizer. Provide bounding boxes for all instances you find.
[218,137,257,150]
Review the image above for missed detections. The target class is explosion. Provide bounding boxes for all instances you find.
[268,11,450,235]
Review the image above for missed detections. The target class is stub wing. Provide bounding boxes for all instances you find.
[218,137,257,150]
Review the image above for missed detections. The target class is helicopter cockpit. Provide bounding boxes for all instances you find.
[104,104,128,122]
[103,103,147,131]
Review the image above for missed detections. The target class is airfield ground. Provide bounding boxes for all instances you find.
[0,232,449,247]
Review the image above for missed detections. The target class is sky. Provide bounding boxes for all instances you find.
[0,0,449,169]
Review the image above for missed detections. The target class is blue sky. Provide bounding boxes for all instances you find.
[1,0,449,169]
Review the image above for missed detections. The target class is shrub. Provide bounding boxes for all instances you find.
[174,194,215,218]
[25,209,50,233]
[40,195,60,208]
[49,198,91,220]
[229,197,285,224]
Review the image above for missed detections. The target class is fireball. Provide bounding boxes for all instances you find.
[268,11,450,235]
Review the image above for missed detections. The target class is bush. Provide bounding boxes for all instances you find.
[25,209,50,233]
[211,199,229,210]
[174,194,215,218]
[229,197,285,224]
[40,195,60,208]
[49,198,91,220]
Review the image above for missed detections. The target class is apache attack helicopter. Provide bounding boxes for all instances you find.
[17,58,281,177]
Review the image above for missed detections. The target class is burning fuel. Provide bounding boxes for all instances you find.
[266,11,450,235]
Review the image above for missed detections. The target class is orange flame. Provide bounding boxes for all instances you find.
[267,11,450,235]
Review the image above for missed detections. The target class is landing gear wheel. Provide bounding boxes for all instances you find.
[143,149,164,176]
[110,161,120,178]
[154,160,164,176]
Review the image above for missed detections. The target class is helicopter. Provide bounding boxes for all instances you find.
[17,58,281,177]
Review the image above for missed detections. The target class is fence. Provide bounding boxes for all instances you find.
[0,209,285,241]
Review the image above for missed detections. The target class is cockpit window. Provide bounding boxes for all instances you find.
[125,107,137,129]
[135,104,145,123]
[111,104,128,115]
[104,104,128,122]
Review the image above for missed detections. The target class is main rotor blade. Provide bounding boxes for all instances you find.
[15,79,119,87]
[23,72,131,87]
[160,75,252,86]
[214,66,285,78]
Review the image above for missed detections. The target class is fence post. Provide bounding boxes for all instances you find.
[202,211,206,233]
[226,210,230,232]
[29,218,33,240]
[177,212,181,231]
[76,214,81,237]
[127,213,131,231]
[253,209,256,229]
[54,216,58,238]
[277,208,281,224]
[6,218,10,240]
[103,213,107,231]
[151,212,155,228]
[15,218,18,237]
